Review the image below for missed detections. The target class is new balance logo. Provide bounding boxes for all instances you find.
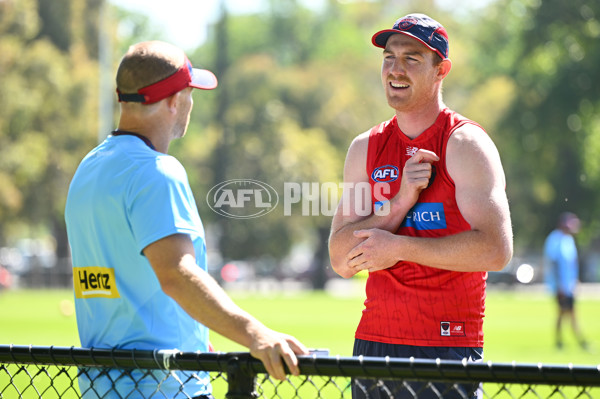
[406,146,419,156]
[441,321,466,337]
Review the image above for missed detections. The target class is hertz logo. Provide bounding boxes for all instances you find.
[73,267,120,299]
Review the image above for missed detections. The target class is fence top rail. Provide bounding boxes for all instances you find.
[1,345,599,386]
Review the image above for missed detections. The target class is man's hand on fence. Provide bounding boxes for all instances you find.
[249,328,309,380]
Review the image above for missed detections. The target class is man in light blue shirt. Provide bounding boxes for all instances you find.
[65,41,307,398]
[543,212,587,350]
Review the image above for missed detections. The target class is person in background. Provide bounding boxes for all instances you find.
[0,264,12,291]
[544,211,588,350]
[328,13,513,399]
[65,41,308,398]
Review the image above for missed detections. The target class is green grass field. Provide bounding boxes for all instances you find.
[0,286,598,398]
[0,285,598,366]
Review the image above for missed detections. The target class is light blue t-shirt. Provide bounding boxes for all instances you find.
[65,134,210,397]
[543,229,579,295]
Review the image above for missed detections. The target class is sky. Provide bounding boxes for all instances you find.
[109,0,326,51]
[109,0,492,51]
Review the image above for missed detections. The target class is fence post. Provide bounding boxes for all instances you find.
[225,353,258,399]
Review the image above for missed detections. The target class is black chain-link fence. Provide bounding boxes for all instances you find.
[1,345,599,398]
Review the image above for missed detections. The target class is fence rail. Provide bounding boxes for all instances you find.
[1,345,599,398]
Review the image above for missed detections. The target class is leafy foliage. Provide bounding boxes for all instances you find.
[0,0,99,254]
[1,0,600,279]
[481,0,600,249]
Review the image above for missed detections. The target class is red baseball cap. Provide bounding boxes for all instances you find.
[117,56,217,105]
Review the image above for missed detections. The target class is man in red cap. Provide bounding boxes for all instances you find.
[66,41,308,398]
[329,14,513,398]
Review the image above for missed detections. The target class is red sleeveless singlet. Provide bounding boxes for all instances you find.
[356,108,487,347]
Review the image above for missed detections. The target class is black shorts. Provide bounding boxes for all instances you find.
[352,339,483,399]
[557,293,574,311]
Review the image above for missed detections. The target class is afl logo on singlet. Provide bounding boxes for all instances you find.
[371,165,399,182]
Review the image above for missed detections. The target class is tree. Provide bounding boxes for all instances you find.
[478,0,600,250]
[170,0,394,286]
[0,0,102,257]
[175,0,523,287]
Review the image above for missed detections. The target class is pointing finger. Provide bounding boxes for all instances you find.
[410,149,439,164]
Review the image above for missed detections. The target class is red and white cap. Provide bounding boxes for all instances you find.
[117,56,217,105]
